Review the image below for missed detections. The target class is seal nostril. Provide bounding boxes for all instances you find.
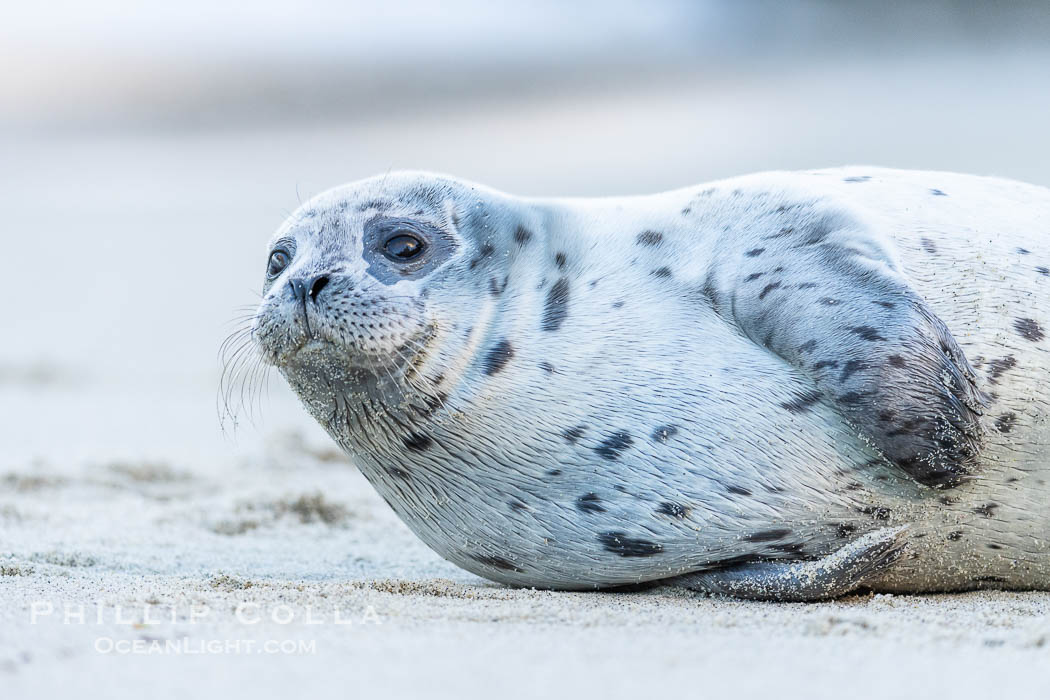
[309,275,330,300]
[288,278,307,303]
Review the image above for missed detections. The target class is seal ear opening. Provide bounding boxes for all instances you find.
[671,526,909,602]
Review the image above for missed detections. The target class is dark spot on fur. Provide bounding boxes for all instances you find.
[886,417,924,437]
[1014,317,1045,342]
[987,543,1003,550]
[356,199,392,212]
[651,267,672,278]
[482,339,514,375]
[1017,247,1031,255]
[488,276,507,296]
[554,252,567,269]
[539,361,555,374]
[595,431,633,461]
[851,326,886,342]
[921,238,938,254]
[939,495,959,505]
[877,410,896,422]
[513,226,533,246]
[745,272,764,282]
[576,493,606,514]
[995,413,1017,433]
[947,531,964,541]
[930,188,947,196]
[612,300,624,309]
[759,282,781,299]
[562,425,586,444]
[636,231,663,247]
[1037,266,1050,276]
[838,391,869,405]
[986,355,1017,384]
[798,339,818,353]
[471,554,524,573]
[836,523,857,538]
[839,360,868,382]
[542,278,570,331]
[469,242,495,270]
[746,247,765,257]
[974,503,999,517]
[657,502,688,518]
[388,466,410,480]
[813,359,838,371]
[546,469,562,477]
[973,576,1008,583]
[859,506,891,520]
[509,500,528,511]
[598,531,663,558]
[818,297,841,306]
[745,528,792,543]
[874,300,895,309]
[888,354,907,368]
[781,390,822,413]
[797,282,818,289]
[651,425,678,443]
[843,175,871,183]
[771,542,805,554]
[403,432,432,451]
[726,484,752,497]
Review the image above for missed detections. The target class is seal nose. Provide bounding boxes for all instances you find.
[289,274,330,303]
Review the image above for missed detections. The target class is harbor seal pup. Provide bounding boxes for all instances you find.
[244,167,1050,600]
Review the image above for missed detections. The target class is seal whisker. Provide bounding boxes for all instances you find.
[217,324,268,430]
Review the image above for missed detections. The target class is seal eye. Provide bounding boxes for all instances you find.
[267,248,291,278]
[383,233,425,261]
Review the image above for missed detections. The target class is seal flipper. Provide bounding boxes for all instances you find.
[720,211,989,488]
[672,527,908,602]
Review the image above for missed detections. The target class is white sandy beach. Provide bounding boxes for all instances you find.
[4,35,1050,698]
[5,430,1050,699]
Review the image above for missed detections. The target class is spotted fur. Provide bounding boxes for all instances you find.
[249,167,1050,597]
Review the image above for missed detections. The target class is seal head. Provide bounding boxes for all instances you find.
[252,172,545,475]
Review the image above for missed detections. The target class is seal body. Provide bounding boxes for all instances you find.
[249,167,1050,596]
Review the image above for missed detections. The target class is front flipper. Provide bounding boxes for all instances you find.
[716,208,988,488]
[673,527,908,602]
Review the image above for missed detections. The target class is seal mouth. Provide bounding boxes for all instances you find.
[267,323,437,379]
[252,287,432,372]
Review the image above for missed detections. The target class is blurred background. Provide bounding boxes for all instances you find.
[3,0,1050,467]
